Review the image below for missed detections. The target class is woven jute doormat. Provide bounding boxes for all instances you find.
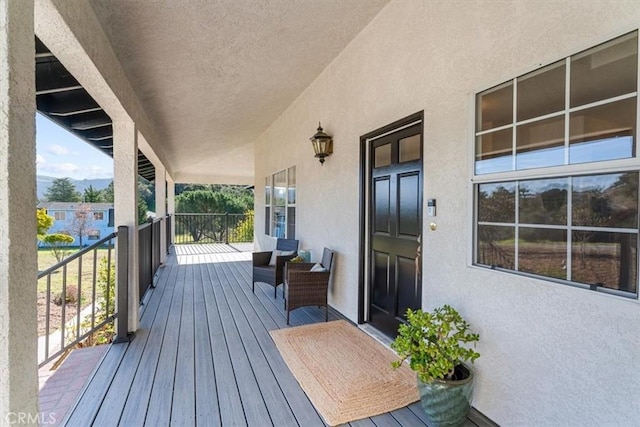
[270,320,418,426]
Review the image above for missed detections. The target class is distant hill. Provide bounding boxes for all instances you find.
[37,176,112,200]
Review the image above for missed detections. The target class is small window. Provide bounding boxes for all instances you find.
[93,212,104,220]
[87,230,100,240]
[265,167,296,238]
[54,211,66,221]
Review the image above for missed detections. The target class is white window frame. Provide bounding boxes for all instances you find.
[470,30,640,299]
[265,166,296,239]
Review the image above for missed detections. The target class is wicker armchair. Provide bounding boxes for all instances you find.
[284,248,334,325]
[252,238,299,298]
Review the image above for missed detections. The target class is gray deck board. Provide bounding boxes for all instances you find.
[208,260,273,426]
[201,255,246,426]
[118,265,177,426]
[144,265,185,426]
[193,262,221,426]
[215,259,300,426]
[171,262,196,425]
[63,245,495,427]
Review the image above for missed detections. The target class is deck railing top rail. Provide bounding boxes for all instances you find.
[37,232,117,279]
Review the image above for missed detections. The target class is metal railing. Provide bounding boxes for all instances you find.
[174,212,253,244]
[166,214,172,253]
[138,217,166,302]
[37,214,171,366]
[37,231,119,367]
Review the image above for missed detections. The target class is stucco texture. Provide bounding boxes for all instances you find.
[0,0,38,422]
[254,0,640,424]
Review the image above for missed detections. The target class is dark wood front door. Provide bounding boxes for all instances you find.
[369,123,423,337]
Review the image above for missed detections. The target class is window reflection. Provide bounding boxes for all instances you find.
[569,97,636,165]
[572,231,637,293]
[519,178,568,225]
[518,227,567,279]
[517,61,565,121]
[478,183,516,223]
[571,32,637,108]
[516,116,565,170]
[475,128,513,174]
[572,172,638,229]
[477,225,515,269]
[476,82,513,132]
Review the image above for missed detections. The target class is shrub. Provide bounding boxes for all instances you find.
[53,285,78,306]
[391,305,480,383]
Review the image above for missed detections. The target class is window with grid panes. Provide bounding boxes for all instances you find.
[264,167,296,238]
[474,31,639,297]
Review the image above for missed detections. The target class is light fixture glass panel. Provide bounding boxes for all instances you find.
[570,31,638,108]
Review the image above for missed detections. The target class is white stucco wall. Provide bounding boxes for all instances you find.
[0,0,38,422]
[254,0,640,424]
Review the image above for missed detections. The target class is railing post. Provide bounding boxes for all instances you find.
[114,225,131,343]
[225,213,229,244]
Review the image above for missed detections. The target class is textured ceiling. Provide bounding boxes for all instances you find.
[88,0,389,184]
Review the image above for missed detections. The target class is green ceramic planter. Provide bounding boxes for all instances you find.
[417,364,474,427]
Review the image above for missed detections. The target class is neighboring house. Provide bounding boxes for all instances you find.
[37,202,114,247]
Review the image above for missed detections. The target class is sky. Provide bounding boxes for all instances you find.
[36,113,113,180]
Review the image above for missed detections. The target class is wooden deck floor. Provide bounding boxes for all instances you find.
[63,245,493,427]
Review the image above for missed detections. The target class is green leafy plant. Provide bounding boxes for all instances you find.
[73,257,115,346]
[391,305,480,383]
[41,233,74,262]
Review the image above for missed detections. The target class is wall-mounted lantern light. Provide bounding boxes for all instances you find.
[310,122,333,165]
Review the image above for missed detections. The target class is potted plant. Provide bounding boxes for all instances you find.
[391,305,480,427]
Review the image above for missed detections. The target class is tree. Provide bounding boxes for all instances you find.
[176,190,246,242]
[83,185,102,202]
[66,204,95,247]
[138,177,155,211]
[138,198,149,224]
[44,177,81,202]
[100,181,114,203]
[37,208,54,239]
[41,233,74,262]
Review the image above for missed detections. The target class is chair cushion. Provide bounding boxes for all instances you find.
[269,249,295,266]
[310,263,327,272]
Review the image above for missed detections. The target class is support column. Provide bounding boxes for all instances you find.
[155,164,167,263]
[0,0,38,423]
[167,176,175,245]
[113,120,139,333]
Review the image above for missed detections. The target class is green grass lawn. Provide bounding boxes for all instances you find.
[38,247,113,303]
